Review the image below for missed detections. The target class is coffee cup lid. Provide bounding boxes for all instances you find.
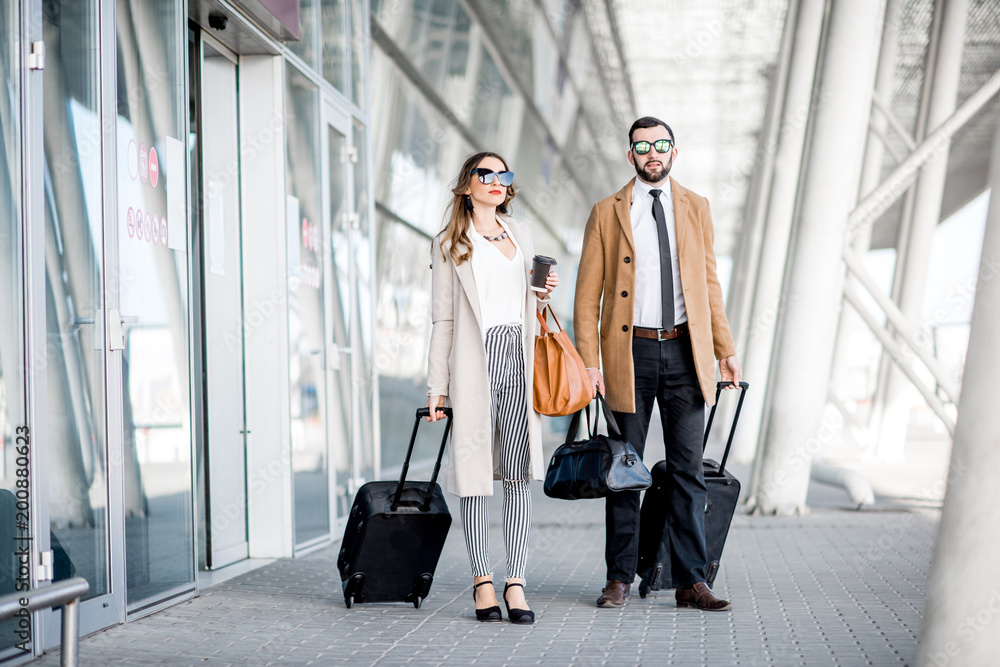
[533,255,557,265]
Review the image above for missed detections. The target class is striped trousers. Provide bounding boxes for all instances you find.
[460,324,532,580]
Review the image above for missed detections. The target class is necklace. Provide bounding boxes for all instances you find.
[481,228,508,242]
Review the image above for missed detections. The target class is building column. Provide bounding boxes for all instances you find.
[916,121,1000,667]
[829,0,904,418]
[725,0,799,354]
[730,0,826,468]
[873,0,968,461]
[752,0,885,515]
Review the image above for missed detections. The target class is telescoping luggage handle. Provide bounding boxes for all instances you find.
[391,407,454,512]
[702,381,749,476]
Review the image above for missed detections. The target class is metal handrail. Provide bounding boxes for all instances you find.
[0,577,90,667]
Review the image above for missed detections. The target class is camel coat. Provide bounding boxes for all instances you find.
[574,177,737,412]
[427,217,548,497]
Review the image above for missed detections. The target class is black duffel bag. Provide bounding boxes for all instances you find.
[543,394,651,500]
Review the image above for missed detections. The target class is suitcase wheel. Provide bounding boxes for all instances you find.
[345,595,354,609]
[413,597,422,609]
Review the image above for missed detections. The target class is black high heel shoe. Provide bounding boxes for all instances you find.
[473,580,502,622]
[503,582,535,624]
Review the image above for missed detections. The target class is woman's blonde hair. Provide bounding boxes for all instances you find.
[439,151,517,265]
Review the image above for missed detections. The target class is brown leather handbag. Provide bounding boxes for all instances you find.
[533,306,594,417]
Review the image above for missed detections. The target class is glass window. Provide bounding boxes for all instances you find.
[467,49,516,149]
[321,0,348,93]
[373,0,453,91]
[350,0,366,108]
[351,120,375,483]
[44,0,110,604]
[0,0,26,655]
[290,0,320,71]
[374,215,436,471]
[370,48,472,235]
[115,0,194,606]
[479,0,534,90]
[285,64,330,545]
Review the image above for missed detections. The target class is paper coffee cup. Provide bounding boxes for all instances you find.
[530,255,557,292]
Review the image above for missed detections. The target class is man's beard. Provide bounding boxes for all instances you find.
[635,156,672,183]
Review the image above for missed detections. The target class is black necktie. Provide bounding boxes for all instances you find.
[650,189,674,330]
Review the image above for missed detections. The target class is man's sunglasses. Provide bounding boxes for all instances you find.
[471,168,515,186]
[631,139,673,155]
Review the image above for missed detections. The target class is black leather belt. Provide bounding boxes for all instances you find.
[633,323,689,341]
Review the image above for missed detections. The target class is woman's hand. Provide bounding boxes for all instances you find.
[544,270,558,295]
[426,395,446,422]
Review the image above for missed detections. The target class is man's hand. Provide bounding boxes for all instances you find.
[587,368,605,396]
[720,356,743,388]
[426,395,446,421]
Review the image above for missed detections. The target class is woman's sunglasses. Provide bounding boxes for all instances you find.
[631,139,673,155]
[471,168,514,186]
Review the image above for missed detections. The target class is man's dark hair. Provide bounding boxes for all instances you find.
[628,116,674,145]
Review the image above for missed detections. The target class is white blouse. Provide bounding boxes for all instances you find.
[468,217,526,331]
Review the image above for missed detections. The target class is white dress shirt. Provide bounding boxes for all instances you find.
[630,177,687,329]
[468,217,525,332]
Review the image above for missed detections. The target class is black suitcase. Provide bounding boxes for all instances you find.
[637,381,748,598]
[338,407,453,608]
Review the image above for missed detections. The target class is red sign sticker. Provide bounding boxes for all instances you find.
[148,147,159,188]
[152,215,160,245]
[160,217,168,247]
[126,207,135,237]
[135,209,144,241]
[144,213,152,241]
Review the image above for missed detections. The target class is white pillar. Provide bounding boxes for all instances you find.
[874,0,967,461]
[729,0,826,469]
[725,0,799,354]
[753,0,885,515]
[830,0,904,420]
[916,122,1000,667]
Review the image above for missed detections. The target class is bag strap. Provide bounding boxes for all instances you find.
[564,403,594,445]
[595,394,624,440]
[535,305,565,335]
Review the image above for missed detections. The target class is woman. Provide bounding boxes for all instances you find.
[426,151,557,624]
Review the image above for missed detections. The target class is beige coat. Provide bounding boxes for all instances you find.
[574,177,736,412]
[427,217,548,497]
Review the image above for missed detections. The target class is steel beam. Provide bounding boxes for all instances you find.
[842,246,960,403]
[872,92,917,152]
[842,284,956,436]
[846,66,1000,240]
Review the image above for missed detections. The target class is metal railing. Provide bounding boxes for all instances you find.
[0,577,89,667]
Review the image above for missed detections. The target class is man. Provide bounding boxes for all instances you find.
[574,116,742,611]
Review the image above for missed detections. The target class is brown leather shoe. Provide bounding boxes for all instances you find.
[675,582,732,611]
[597,580,631,608]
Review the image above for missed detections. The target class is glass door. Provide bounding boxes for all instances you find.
[286,64,330,549]
[39,0,118,641]
[194,35,248,570]
[1,0,29,657]
[323,102,355,528]
[115,0,196,612]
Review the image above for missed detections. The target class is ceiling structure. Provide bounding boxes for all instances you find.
[602,0,1000,259]
[609,0,790,259]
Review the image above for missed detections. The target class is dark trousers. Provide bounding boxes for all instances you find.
[606,335,708,586]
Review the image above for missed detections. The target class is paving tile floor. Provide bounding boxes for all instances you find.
[33,480,938,667]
